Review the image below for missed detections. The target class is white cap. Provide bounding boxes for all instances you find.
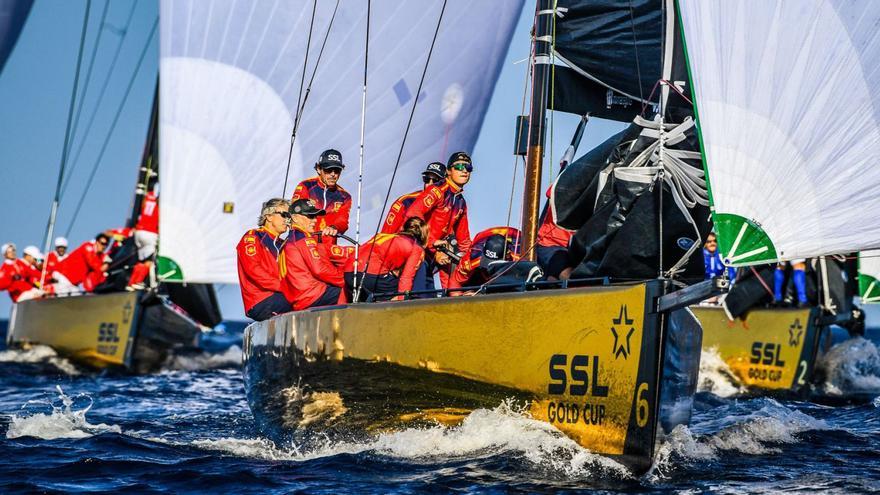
[54,236,68,248]
[23,245,43,260]
[1,243,16,256]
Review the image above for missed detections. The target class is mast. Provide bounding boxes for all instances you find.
[128,79,159,228]
[521,0,553,260]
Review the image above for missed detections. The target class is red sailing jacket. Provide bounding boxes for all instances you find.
[57,240,106,286]
[355,233,424,292]
[0,259,39,302]
[381,190,421,234]
[282,226,345,311]
[136,191,159,234]
[449,227,521,290]
[236,227,287,314]
[405,178,472,256]
[45,251,66,277]
[291,177,352,236]
[537,185,573,248]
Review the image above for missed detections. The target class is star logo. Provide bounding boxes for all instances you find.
[788,318,803,347]
[611,305,636,360]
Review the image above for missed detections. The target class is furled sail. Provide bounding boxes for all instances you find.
[679,0,880,267]
[859,251,880,303]
[159,0,522,284]
[0,0,33,74]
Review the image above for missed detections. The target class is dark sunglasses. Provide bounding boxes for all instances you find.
[422,174,444,184]
[319,167,342,175]
[275,211,291,219]
[451,162,473,172]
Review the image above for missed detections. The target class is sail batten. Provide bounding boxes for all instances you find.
[679,0,880,266]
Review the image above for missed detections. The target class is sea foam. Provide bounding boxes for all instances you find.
[6,386,121,440]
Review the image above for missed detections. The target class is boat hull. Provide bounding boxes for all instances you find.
[692,305,822,394]
[7,291,202,373]
[243,281,702,473]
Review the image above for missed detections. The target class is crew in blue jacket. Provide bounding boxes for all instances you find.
[703,232,736,281]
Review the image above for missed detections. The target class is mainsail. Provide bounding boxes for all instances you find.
[679,0,880,267]
[158,0,522,284]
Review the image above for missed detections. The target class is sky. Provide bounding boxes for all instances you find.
[0,0,626,320]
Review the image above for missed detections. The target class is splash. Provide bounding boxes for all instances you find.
[650,399,828,479]
[0,345,80,375]
[816,337,880,396]
[162,346,243,371]
[191,401,631,479]
[697,347,745,398]
[6,385,121,440]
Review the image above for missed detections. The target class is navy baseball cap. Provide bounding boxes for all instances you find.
[289,199,326,217]
[480,234,510,267]
[447,151,472,168]
[317,149,345,170]
[423,162,446,180]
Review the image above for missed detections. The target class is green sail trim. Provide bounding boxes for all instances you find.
[157,256,184,282]
[859,273,880,303]
[713,213,778,266]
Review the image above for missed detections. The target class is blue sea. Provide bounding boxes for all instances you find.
[2,321,880,494]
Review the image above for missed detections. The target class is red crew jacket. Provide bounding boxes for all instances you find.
[449,227,521,290]
[405,178,472,256]
[45,251,66,277]
[355,233,424,293]
[381,190,421,234]
[236,227,287,314]
[136,191,159,234]
[57,241,105,286]
[291,177,352,236]
[282,226,345,311]
[537,185,573,249]
[0,259,39,302]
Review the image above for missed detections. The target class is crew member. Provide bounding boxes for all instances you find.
[0,244,43,302]
[44,237,68,277]
[381,162,446,234]
[236,199,292,321]
[291,149,351,243]
[54,234,110,294]
[347,217,427,301]
[774,259,808,307]
[536,186,574,281]
[703,232,735,281]
[283,199,346,310]
[128,183,160,290]
[405,151,473,288]
[448,228,521,294]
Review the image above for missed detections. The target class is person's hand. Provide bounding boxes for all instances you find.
[434,251,450,266]
[559,267,573,280]
[432,239,448,249]
[101,262,110,273]
[322,226,338,237]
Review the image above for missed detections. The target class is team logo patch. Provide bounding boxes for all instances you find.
[245,235,256,244]
[391,203,401,212]
[245,245,257,256]
[333,201,343,212]
[423,196,436,207]
[677,237,695,250]
[386,212,396,224]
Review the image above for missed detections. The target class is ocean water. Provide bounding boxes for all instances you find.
[2,325,880,494]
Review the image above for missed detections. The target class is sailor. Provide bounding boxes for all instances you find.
[381,162,446,234]
[291,149,351,243]
[448,229,520,295]
[536,186,574,281]
[44,236,68,277]
[283,199,346,310]
[347,217,427,301]
[0,244,43,302]
[236,198,292,322]
[128,182,160,290]
[703,232,735,281]
[405,151,473,288]
[53,234,111,295]
[774,259,808,307]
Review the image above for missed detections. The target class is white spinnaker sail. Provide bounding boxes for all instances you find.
[859,251,880,303]
[678,0,880,267]
[159,0,522,284]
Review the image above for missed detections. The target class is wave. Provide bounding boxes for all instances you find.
[6,386,121,440]
[0,345,80,375]
[816,337,880,396]
[162,345,243,372]
[697,347,745,398]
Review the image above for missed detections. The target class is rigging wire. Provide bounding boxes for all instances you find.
[505,9,537,231]
[61,0,138,199]
[351,0,371,301]
[627,0,646,108]
[281,0,318,198]
[280,0,341,197]
[357,0,448,298]
[40,0,93,288]
[65,18,158,237]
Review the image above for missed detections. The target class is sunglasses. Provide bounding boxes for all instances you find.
[319,167,342,175]
[422,175,444,184]
[275,211,292,219]
[451,163,473,172]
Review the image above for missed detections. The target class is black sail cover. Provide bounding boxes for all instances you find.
[549,0,709,282]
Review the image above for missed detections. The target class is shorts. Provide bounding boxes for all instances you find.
[135,230,158,261]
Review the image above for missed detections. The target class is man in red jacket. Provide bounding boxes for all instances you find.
[53,234,110,294]
[405,151,473,288]
[236,198,292,321]
[0,244,44,302]
[536,184,575,281]
[381,162,446,234]
[128,185,160,289]
[291,149,351,243]
[44,237,68,280]
[448,228,521,294]
[347,217,427,301]
[283,199,345,310]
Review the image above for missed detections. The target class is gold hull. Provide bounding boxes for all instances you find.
[7,291,202,372]
[692,305,821,393]
[243,281,702,473]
